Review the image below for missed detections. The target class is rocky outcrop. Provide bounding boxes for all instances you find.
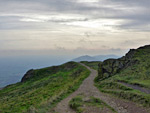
[21,69,34,82]
[98,49,139,79]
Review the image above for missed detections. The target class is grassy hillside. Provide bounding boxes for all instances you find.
[0,62,90,113]
[80,61,101,70]
[114,46,150,88]
[95,45,150,107]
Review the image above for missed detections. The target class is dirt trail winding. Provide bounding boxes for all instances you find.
[119,82,150,94]
[53,63,150,113]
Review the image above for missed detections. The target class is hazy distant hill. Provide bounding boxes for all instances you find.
[72,55,97,62]
[72,54,120,62]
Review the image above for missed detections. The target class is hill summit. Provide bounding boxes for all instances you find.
[72,55,97,62]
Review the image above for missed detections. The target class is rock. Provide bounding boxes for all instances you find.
[98,48,138,79]
[21,69,34,82]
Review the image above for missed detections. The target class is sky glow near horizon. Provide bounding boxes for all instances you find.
[0,0,150,57]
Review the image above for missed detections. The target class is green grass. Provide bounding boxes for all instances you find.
[80,61,101,70]
[95,75,150,107]
[115,46,150,88]
[69,95,84,113]
[0,62,90,113]
[69,95,116,113]
[112,75,150,89]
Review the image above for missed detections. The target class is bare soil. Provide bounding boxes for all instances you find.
[83,106,113,113]
[52,63,150,113]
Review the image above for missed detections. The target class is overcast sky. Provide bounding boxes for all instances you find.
[0,0,150,57]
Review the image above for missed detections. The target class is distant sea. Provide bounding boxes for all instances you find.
[0,55,70,88]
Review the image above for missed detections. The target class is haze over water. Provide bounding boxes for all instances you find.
[0,55,70,88]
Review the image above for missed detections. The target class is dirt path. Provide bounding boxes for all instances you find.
[53,63,150,113]
[119,82,150,94]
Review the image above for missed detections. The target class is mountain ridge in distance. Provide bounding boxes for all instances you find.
[72,54,120,62]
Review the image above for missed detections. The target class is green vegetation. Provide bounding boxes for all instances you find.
[0,62,90,113]
[95,45,150,107]
[69,95,116,113]
[80,61,101,70]
[95,76,150,107]
[69,95,84,113]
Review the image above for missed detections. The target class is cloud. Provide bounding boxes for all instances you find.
[1,0,149,31]
[102,0,150,31]
[0,47,127,57]
[0,0,150,57]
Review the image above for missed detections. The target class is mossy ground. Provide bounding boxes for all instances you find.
[69,94,116,113]
[0,62,90,113]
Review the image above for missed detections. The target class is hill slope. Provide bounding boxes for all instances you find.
[80,61,101,70]
[96,45,150,107]
[0,62,90,113]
